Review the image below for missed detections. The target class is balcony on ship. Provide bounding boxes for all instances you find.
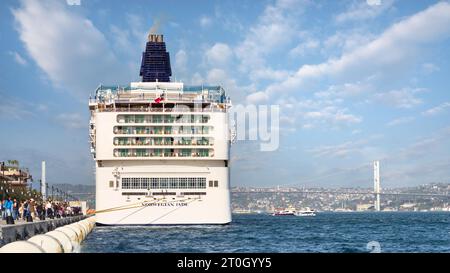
[116,114,210,124]
[113,148,214,158]
[113,125,212,135]
[113,137,213,146]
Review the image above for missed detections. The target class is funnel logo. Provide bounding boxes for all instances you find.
[66,0,81,5]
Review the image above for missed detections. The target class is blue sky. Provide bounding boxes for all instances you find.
[1,0,449,189]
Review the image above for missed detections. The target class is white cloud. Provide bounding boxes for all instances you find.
[246,91,269,104]
[8,51,28,66]
[235,0,308,81]
[314,82,372,99]
[249,68,291,82]
[373,88,425,109]
[323,30,377,56]
[289,39,319,57]
[189,72,204,85]
[421,63,440,75]
[308,135,383,158]
[199,15,212,28]
[422,102,450,117]
[276,97,362,130]
[0,91,33,120]
[110,25,133,54]
[55,113,85,129]
[205,69,238,95]
[174,49,188,74]
[396,127,450,159]
[335,0,395,23]
[261,2,450,98]
[386,116,415,127]
[205,43,233,67]
[12,0,127,98]
[303,106,362,127]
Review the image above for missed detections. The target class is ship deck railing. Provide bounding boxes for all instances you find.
[89,104,227,113]
[92,85,230,105]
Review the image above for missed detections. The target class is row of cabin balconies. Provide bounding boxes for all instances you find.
[114,148,213,158]
[113,126,212,135]
[117,114,210,124]
[114,137,213,146]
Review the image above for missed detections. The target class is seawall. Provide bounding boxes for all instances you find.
[0,216,96,253]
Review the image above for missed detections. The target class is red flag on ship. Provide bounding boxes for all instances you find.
[154,94,165,103]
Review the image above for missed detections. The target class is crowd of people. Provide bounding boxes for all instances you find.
[0,196,83,224]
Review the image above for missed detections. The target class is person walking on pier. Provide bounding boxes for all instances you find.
[45,201,53,219]
[4,197,13,224]
[18,202,23,220]
[12,199,19,221]
[29,199,36,220]
[22,200,29,221]
[1,198,5,220]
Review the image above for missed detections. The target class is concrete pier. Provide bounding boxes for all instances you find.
[0,216,86,247]
[0,217,96,253]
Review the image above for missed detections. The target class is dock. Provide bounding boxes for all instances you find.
[0,216,87,247]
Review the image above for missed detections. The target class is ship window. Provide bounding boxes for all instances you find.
[121,177,206,189]
[169,178,178,189]
[132,178,140,189]
[188,178,196,188]
[151,178,159,189]
[198,178,206,188]
[109,181,114,188]
[122,178,131,189]
[160,178,169,189]
[209,180,213,187]
[179,178,188,189]
[214,180,218,187]
[142,178,149,189]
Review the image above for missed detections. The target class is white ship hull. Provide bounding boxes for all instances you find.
[92,107,232,225]
[96,190,231,226]
[95,161,231,225]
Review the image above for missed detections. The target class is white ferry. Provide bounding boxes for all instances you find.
[272,207,296,216]
[272,207,316,217]
[89,33,232,225]
[295,208,316,217]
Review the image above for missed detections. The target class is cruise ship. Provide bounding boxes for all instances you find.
[89,33,232,225]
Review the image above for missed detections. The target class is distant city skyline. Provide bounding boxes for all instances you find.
[1,0,450,188]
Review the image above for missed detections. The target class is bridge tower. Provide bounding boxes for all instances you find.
[373,160,381,211]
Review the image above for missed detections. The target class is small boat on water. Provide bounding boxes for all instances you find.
[295,208,316,217]
[272,207,316,217]
[233,209,253,214]
[272,207,296,216]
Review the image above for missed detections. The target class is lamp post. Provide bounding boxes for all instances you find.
[1,161,4,183]
[0,161,4,199]
[29,179,33,198]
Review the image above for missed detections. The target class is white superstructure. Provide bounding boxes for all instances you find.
[89,81,232,225]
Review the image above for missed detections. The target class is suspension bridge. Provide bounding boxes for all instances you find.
[231,161,450,211]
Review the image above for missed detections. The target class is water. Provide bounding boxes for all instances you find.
[80,212,450,253]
